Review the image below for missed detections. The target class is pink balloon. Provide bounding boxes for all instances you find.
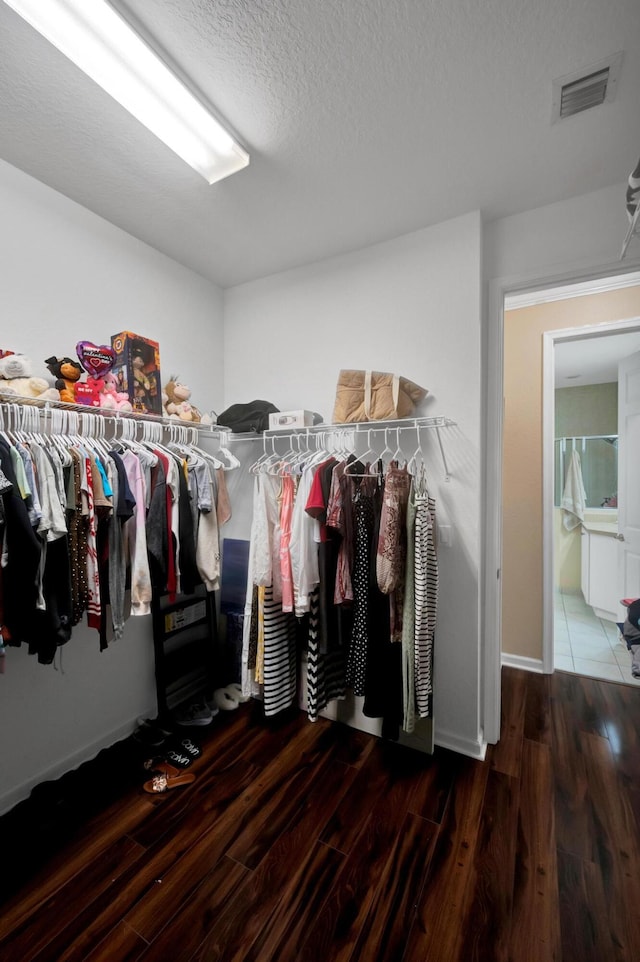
[76,341,116,378]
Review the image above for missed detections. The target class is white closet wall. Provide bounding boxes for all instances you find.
[0,158,224,814]
[224,212,484,758]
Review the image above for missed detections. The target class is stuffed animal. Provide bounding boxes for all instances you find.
[163,376,212,424]
[99,372,133,413]
[44,356,84,403]
[75,377,105,408]
[0,354,60,401]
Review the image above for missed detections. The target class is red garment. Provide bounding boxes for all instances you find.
[305,458,336,543]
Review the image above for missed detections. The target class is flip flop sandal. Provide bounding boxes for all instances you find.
[174,736,202,759]
[143,771,196,794]
[162,747,195,770]
[224,683,250,704]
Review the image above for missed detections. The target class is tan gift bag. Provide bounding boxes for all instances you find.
[332,369,428,423]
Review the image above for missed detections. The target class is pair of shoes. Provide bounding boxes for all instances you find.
[211,683,250,712]
[165,735,203,769]
[143,736,203,773]
[173,701,214,727]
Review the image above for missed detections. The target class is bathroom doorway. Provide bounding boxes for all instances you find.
[501,275,640,684]
[551,329,640,684]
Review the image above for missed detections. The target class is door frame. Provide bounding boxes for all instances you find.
[485,260,640,745]
[542,317,640,673]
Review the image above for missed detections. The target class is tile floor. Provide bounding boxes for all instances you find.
[554,588,640,685]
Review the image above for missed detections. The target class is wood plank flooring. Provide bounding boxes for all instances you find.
[1,667,639,962]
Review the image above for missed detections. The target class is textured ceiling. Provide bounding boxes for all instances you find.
[0,0,639,287]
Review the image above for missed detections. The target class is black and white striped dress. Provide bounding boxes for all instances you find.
[306,586,347,722]
[414,494,438,717]
[262,585,298,717]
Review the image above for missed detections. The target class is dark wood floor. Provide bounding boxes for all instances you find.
[1,666,639,962]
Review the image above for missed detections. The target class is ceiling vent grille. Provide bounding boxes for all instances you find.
[560,68,609,117]
[552,52,623,123]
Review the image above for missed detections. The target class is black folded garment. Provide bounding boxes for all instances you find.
[216,400,280,433]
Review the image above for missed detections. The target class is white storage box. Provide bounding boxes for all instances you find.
[269,410,317,429]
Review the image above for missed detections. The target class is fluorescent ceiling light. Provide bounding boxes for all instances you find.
[2,0,249,184]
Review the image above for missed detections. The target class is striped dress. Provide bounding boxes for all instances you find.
[414,493,438,717]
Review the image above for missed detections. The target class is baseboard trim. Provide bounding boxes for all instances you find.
[0,711,154,817]
[501,652,545,673]
[435,728,487,760]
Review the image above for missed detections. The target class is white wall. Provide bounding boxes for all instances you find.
[224,212,485,758]
[0,159,224,814]
[483,181,633,284]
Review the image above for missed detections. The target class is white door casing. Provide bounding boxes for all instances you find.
[617,349,640,616]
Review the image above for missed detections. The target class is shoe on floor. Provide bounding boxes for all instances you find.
[224,683,250,703]
[212,688,239,711]
[173,701,214,727]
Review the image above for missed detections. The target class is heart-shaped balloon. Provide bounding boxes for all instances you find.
[76,341,116,379]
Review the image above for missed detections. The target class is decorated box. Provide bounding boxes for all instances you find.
[110,332,162,415]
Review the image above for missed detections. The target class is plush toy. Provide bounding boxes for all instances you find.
[99,372,133,413]
[163,376,212,424]
[44,356,84,403]
[0,354,60,401]
[75,376,105,408]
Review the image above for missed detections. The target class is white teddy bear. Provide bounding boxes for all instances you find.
[0,354,60,401]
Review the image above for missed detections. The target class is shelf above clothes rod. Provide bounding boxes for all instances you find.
[253,415,457,480]
[0,391,227,444]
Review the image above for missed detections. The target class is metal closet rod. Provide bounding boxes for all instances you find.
[0,394,204,446]
[230,416,457,481]
[0,391,217,433]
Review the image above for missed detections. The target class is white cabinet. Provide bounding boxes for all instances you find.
[581,527,619,621]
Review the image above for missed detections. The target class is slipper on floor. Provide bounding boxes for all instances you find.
[143,771,196,794]
[224,683,250,703]
[213,688,239,711]
[162,747,195,769]
[173,736,202,759]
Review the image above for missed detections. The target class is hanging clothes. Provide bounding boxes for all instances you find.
[0,406,228,670]
[239,430,440,738]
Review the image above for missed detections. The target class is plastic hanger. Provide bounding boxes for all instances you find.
[216,430,240,470]
[344,429,377,475]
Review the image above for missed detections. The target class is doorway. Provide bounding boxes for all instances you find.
[500,275,640,684]
[550,327,640,685]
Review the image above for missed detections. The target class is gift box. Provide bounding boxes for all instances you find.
[110,332,162,415]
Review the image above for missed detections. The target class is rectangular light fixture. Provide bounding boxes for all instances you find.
[2,0,249,184]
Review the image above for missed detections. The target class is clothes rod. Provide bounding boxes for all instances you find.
[0,391,222,434]
[264,415,455,435]
[231,416,456,481]
[0,394,219,446]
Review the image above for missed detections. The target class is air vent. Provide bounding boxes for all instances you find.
[552,52,623,123]
[560,69,609,117]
